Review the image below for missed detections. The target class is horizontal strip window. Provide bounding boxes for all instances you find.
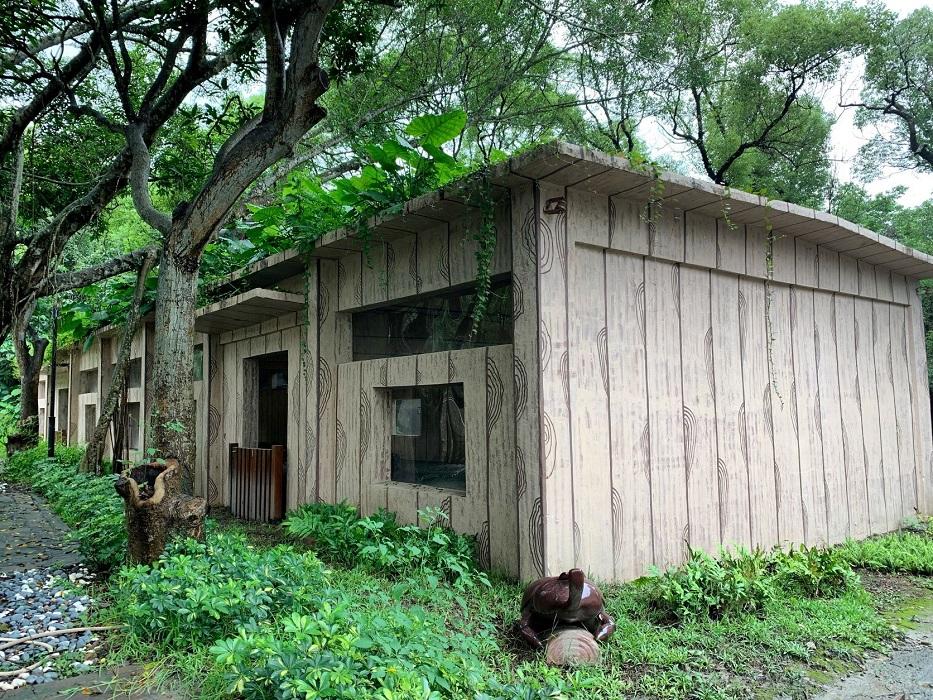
[352,277,512,361]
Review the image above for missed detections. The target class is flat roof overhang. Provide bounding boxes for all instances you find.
[194,288,305,333]
[212,141,933,287]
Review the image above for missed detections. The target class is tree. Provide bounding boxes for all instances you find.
[89,0,386,487]
[656,0,872,204]
[851,8,933,175]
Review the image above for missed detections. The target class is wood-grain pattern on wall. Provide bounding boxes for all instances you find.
[538,186,929,581]
[328,346,519,577]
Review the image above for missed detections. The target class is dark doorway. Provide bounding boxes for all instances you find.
[254,352,288,449]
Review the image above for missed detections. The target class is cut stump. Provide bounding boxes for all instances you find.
[115,459,206,564]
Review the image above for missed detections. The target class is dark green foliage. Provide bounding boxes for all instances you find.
[110,524,557,700]
[773,545,859,598]
[284,502,490,588]
[838,528,933,575]
[114,530,328,646]
[209,604,536,700]
[3,444,125,568]
[645,549,775,622]
[645,543,863,623]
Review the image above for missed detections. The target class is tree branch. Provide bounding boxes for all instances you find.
[127,124,172,233]
[37,246,161,297]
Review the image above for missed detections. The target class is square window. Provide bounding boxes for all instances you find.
[389,384,465,492]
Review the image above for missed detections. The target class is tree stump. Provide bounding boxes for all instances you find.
[114,459,207,565]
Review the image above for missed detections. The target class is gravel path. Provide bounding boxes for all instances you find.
[0,482,104,691]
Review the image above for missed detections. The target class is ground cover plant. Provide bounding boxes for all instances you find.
[3,447,931,699]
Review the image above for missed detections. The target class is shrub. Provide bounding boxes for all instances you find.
[210,604,564,700]
[113,529,328,645]
[838,532,933,574]
[645,548,775,622]
[284,503,489,588]
[773,544,859,597]
[3,444,125,568]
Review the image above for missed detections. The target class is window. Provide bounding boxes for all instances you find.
[390,384,465,492]
[192,344,204,381]
[79,369,98,394]
[126,402,142,450]
[84,404,97,439]
[57,388,69,426]
[128,358,143,388]
[353,278,512,360]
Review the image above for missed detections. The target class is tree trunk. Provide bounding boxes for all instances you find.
[114,459,206,564]
[82,251,156,473]
[150,246,199,492]
[7,300,48,454]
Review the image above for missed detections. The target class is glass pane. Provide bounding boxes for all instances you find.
[353,278,512,360]
[192,344,204,381]
[390,384,465,492]
[128,358,143,388]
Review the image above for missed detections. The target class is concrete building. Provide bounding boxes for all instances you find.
[39,142,933,582]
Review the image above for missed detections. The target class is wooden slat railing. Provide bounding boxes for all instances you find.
[228,443,286,522]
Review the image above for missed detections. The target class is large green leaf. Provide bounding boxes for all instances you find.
[404,109,467,147]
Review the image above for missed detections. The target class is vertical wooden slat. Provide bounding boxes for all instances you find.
[768,284,805,546]
[906,283,933,514]
[679,266,721,554]
[711,271,751,549]
[486,344,518,578]
[684,211,717,269]
[739,277,778,548]
[834,295,871,539]
[449,348,489,552]
[567,190,613,581]
[608,196,649,256]
[716,221,745,276]
[338,252,363,311]
[283,327,301,512]
[386,484,418,525]
[890,306,918,515]
[537,180,575,573]
[417,222,450,294]
[302,261,320,506]
[649,205,685,263]
[510,182,544,581]
[645,259,689,569]
[318,259,339,504]
[810,291,841,543]
[272,445,286,520]
[853,296,888,533]
[359,360,389,517]
[335,362,362,507]
[789,287,828,545]
[606,251,652,578]
[872,302,903,529]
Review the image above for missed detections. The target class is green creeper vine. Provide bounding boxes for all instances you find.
[465,168,498,338]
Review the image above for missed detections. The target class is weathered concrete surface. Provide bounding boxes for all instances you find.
[814,601,933,700]
[0,485,81,573]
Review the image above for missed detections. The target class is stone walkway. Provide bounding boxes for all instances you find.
[0,482,177,698]
[0,485,81,573]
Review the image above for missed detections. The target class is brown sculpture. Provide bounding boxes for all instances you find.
[514,568,615,650]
